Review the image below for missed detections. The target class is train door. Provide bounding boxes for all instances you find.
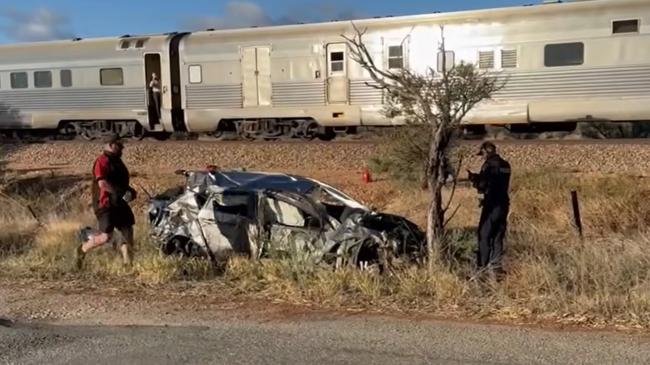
[144,53,162,128]
[241,46,272,107]
[326,43,349,104]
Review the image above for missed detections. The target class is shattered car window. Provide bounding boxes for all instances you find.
[264,197,306,227]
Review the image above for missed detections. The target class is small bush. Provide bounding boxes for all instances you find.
[576,122,650,139]
[368,125,468,187]
[368,125,431,185]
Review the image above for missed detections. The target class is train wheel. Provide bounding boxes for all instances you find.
[210,130,224,140]
[297,120,319,141]
[151,132,172,141]
[317,128,336,141]
[79,127,95,141]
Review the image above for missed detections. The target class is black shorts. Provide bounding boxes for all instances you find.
[96,204,135,234]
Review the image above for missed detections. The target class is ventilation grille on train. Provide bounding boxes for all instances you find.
[478,51,495,69]
[501,49,518,68]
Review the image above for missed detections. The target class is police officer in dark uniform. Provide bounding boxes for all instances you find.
[468,141,511,274]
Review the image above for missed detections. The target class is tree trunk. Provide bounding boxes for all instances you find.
[426,126,449,271]
[426,179,446,270]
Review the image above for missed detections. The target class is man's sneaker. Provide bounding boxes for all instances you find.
[75,227,91,270]
[78,227,93,243]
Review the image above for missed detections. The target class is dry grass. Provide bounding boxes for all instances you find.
[1,170,650,328]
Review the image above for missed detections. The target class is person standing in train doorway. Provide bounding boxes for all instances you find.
[467,141,511,278]
[149,72,161,120]
[75,134,137,269]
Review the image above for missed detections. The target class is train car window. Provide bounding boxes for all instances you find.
[330,52,345,72]
[501,49,518,68]
[613,19,639,34]
[60,70,72,87]
[10,72,28,89]
[478,51,494,69]
[135,39,145,48]
[388,45,404,69]
[189,65,202,84]
[544,42,584,67]
[437,51,455,72]
[100,68,124,86]
[120,40,130,49]
[34,71,52,88]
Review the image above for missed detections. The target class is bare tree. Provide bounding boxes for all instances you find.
[343,24,503,267]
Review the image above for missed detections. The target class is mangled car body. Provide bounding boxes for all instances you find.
[148,169,425,269]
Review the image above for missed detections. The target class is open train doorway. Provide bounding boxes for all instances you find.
[144,53,162,129]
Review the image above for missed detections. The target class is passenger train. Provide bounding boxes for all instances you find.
[0,0,648,141]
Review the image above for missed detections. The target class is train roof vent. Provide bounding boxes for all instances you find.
[501,49,518,68]
[479,51,495,69]
[118,37,147,50]
[72,37,82,41]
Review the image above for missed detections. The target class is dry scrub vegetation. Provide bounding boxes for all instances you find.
[1,165,649,329]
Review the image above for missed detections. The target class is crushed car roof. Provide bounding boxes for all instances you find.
[187,170,368,210]
[211,171,318,193]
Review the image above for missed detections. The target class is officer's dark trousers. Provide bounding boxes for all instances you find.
[477,203,509,269]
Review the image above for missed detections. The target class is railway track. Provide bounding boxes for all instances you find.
[3,136,649,147]
[461,138,650,145]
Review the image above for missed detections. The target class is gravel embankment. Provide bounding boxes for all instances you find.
[2,141,378,174]
[3,140,650,176]
[494,143,650,175]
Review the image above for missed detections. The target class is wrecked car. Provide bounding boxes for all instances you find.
[147,168,425,270]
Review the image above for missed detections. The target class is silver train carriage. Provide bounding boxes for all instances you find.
[0,0,648,141]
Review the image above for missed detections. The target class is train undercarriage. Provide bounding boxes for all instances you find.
[208,118,339,141]
[2,119,650,143]
[58,120,147,141]
[0,118,346,142]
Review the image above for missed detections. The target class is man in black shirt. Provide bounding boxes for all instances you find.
[468,141,511,274]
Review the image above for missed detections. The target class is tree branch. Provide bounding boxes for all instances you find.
[443,204,462,229]
[442,154,464,214]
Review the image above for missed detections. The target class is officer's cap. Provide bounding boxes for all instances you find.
[477,141,496,156]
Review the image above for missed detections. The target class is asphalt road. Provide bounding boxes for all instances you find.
[1,315,650,365]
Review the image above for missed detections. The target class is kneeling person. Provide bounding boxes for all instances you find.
[76,134,136,269]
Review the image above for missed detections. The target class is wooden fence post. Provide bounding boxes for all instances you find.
[571,190,583,238]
